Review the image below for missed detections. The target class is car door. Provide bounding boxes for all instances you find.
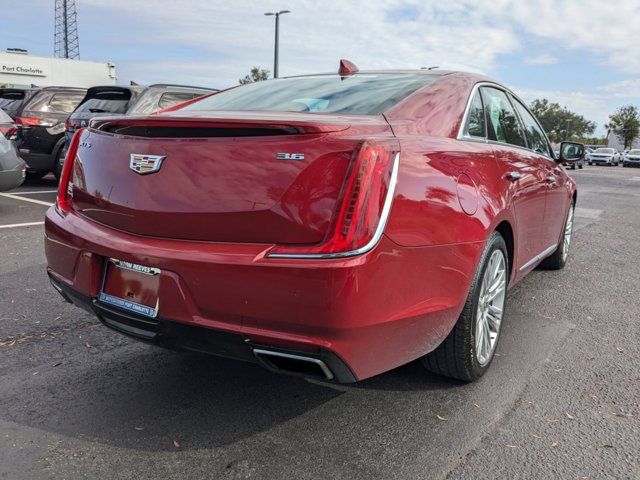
[510,95,569,249]
[480,86,548,269]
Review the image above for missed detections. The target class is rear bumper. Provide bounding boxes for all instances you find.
[0,161,26,191]
[45,208,483,381]
[48,274,356,382]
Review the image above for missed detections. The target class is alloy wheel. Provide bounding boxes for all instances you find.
[475,249,507,366]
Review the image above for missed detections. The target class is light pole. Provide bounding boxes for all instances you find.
[264,10,290,78]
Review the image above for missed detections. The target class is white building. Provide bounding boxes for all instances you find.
[0,49,116,88]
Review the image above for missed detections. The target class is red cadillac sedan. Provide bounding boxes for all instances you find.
[45,62,579,383]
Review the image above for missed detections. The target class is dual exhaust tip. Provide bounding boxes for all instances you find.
[252,349,335,381]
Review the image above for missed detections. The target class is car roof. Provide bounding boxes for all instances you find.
[36,86,87,93]
[146,83,217,91]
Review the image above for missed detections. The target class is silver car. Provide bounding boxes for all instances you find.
[588,147,620,166]
[623,149,640,167]
[0,109,26,191]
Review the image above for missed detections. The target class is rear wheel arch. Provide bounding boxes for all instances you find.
[494,220,514,283]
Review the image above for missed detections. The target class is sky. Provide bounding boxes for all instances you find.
[1,0,639,136]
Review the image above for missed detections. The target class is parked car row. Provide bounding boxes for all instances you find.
[0,83,216,186]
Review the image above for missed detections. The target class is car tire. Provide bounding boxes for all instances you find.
[53,147,65,183]
[539,201,575,271]
[25,171,47,181]
[421,231,508,382]
[578,164,583,169]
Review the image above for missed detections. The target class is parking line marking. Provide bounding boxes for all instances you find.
[0,221,44,229]
[11,190,58,195]
[0,193,54,207]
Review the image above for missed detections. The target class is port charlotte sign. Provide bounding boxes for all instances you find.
[1,63,48,77]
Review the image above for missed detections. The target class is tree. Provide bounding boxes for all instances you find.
[239,66,270,85]
[605,105,640,149]
[529,98,596,143]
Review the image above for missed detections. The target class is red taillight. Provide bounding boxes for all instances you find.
[268,140,399,259]
[0,125,17,139]
[15,116,40,126]
[56,127,85,215]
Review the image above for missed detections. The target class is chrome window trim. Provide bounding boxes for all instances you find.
[267,152,400,260]
[457,82,554,160]
[519,244,557,271]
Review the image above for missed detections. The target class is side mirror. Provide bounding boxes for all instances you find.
[558,141,584,163]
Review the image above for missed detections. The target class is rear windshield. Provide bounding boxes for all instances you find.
[75,90,134,115]
[25,91,85,114]
[180,74,435,115]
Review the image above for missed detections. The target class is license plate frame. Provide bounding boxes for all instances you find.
[98,259,160,318]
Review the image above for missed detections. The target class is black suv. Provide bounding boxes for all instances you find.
[15,87,86,180]
[65,85,145,137]
[65,84,215,140]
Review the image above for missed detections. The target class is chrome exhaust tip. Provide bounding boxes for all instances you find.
[253,349,335,381]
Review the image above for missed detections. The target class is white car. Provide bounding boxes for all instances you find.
[0,109,26,191]
[588,147,620,166]
[623,149,640,167]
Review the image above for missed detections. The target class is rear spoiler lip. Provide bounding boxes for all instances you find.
[89,113,354,135]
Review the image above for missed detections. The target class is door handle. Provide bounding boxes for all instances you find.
[546,175,557,184]
[506,171,523,181]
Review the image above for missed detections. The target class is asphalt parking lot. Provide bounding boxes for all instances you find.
[1,167,638,480]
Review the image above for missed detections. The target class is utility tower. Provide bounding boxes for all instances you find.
[54,0,80,59]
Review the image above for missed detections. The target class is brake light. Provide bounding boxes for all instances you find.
[56,127,85,215]
[15,116,55,127]
[0,126,17,139]
[267,140,399,259]
[15,116,40,126]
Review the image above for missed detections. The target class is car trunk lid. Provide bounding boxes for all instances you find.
[70,112,392,244]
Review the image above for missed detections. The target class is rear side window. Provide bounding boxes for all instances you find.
[181,74,436,115]
[480,87,527,148]
[157,92,199,109]
[510,95,552,157]
[463,90,486,138]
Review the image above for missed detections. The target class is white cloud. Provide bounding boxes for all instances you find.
[524,54,559,65]
[73,0,640,137]
[80,0,521,86]
[504,0,640,73]
[598,78,640,98]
